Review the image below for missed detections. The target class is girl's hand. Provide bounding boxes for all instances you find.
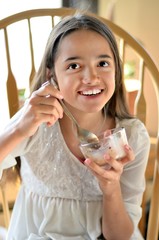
[84,145,134,196]
[16,81,63,138]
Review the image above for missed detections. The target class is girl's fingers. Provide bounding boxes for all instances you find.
[29,95,63,119]
[27,81,64,123]
[84,158,109,178]
[124,145,134,159]
[120,145,135,165]
[36,81,63,100]
[85,154,123,177]
[41,80,50,87]
[85,144,134,170]
[84,158,119,185]
[84,145,135,184]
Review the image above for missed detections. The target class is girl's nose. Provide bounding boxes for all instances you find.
[82,67,100,84]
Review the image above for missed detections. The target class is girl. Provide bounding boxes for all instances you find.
[0,13,150,240]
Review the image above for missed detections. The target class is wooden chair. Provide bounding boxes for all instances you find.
[0,8,159,239]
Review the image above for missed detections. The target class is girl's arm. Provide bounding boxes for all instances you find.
[101,166,134,240]
[85,120,150,240]
[84,146,135,240]
[0,82,63,162]
[0,119,26,162]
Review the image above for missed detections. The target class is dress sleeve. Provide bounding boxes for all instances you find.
[120,119,150,231]
[0,155,17,178]
[0,106,39,179]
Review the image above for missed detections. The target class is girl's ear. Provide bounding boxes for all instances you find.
[46,68,52,80]
[46,68,57,82]
[46,68,59,88]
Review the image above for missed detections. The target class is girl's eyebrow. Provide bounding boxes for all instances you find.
[98,54,112,59]
[64,54,112,62]
[64,56,80,62]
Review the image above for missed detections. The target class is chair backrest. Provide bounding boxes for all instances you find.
[0,8,159,239]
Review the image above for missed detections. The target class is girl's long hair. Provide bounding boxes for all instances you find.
[31,13,132,120]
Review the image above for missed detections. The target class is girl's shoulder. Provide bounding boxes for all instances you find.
[117,117,148,132]
[116,117,150,145]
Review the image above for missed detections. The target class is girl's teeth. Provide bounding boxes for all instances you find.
[82,89,101,95]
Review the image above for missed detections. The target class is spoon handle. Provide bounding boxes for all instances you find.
[58,98,79,127]
[50,78,79,127]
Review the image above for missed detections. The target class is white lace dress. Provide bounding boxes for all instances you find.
[2,114,150,240]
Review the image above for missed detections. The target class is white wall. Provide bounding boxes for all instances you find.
[99,0,159,69]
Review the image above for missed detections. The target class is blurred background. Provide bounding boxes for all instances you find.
[2,0,157,65]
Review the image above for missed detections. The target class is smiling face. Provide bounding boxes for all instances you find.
[54,29,116,113]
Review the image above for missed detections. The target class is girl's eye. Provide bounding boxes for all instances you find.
[98,61,109,67]
[68,63,80,70]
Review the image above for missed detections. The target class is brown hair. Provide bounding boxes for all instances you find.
[31,13,132,120]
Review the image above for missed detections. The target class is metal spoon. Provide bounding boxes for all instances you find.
[58,98,100,144]
[51,79,99,144]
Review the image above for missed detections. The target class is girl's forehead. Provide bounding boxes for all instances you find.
[61,29,108,42]
[54,29,115,64]
[57,29,112,53]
